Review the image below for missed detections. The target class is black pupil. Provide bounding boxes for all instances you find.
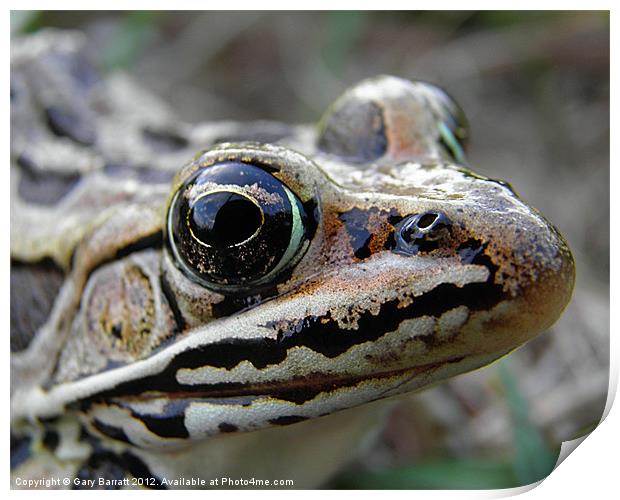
[190,192,262,248]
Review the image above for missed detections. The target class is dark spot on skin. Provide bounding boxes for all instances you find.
[11,258,65,352]
[72,429,164,489]
[121,452,166,489]
[415,240,441,253]
[160,274,186,334]
[122,398,191,440]
[10,435,32,470]
[211,287,278,318]
[142,128,189,152]
[338,208,374,260]
[45,106,96,146]
[111,323,123,339]
[16,154,81,205]
[37,415,61,425]
[73,451,127,490]
[382,210,404,251]
[354,237,372,259]
[92,420,133,445]
[383,232,396,251]
[457,240,499,276]
[218,423,239,433]
[387,211,404,225]
[42,430,59,452]
[340,207,402,260]
[458,239,486,264]
[318,99,387,163]
[136,413,189,440]
[268,415,308,425]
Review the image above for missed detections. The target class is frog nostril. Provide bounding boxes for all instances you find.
[393,211,452,255]
[401,211,450,241]
[417,212,439,230]
[400,220,419,244]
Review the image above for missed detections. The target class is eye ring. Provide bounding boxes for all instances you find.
[166,160,312,293]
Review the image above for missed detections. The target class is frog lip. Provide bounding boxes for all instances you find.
[88,242,572,408]
[101,356,466,405]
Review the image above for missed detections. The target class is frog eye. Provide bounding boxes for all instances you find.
[317,89,388,163]
[166,161,310,293]
[415,82,469,164]
[392,210,453,256]
[317,76,469,164]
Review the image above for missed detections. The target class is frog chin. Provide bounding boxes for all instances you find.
[76,354,475,450]
[79,341,517,452]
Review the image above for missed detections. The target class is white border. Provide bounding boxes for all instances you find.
[5,4,615,498]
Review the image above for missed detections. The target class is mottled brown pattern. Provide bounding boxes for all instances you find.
[11,31,575,489]
[86,264,158,361]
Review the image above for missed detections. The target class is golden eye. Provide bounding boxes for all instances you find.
[166,161,310,293]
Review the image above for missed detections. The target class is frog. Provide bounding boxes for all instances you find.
[10,29,575,489]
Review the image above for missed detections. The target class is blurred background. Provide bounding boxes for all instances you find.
[11,11,609,489]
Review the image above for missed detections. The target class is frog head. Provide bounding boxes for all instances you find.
[11,74,574,451]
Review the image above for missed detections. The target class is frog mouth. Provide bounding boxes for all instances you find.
[81,269,506,410]
[86,356,475,445]
[79,261,507,411]
[98,355,466,407]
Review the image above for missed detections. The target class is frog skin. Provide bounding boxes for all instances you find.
[10,30,575,489]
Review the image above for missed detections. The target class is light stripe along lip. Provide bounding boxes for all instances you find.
[89,360,469,445]
[12,236,570,427]
[11,256,480,416]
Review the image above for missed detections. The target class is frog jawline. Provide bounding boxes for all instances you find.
[99,355,466,407]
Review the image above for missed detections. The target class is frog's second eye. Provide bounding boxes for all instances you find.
[415,82,469,164]
[166,161,310,293]
[317,76,470,164]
